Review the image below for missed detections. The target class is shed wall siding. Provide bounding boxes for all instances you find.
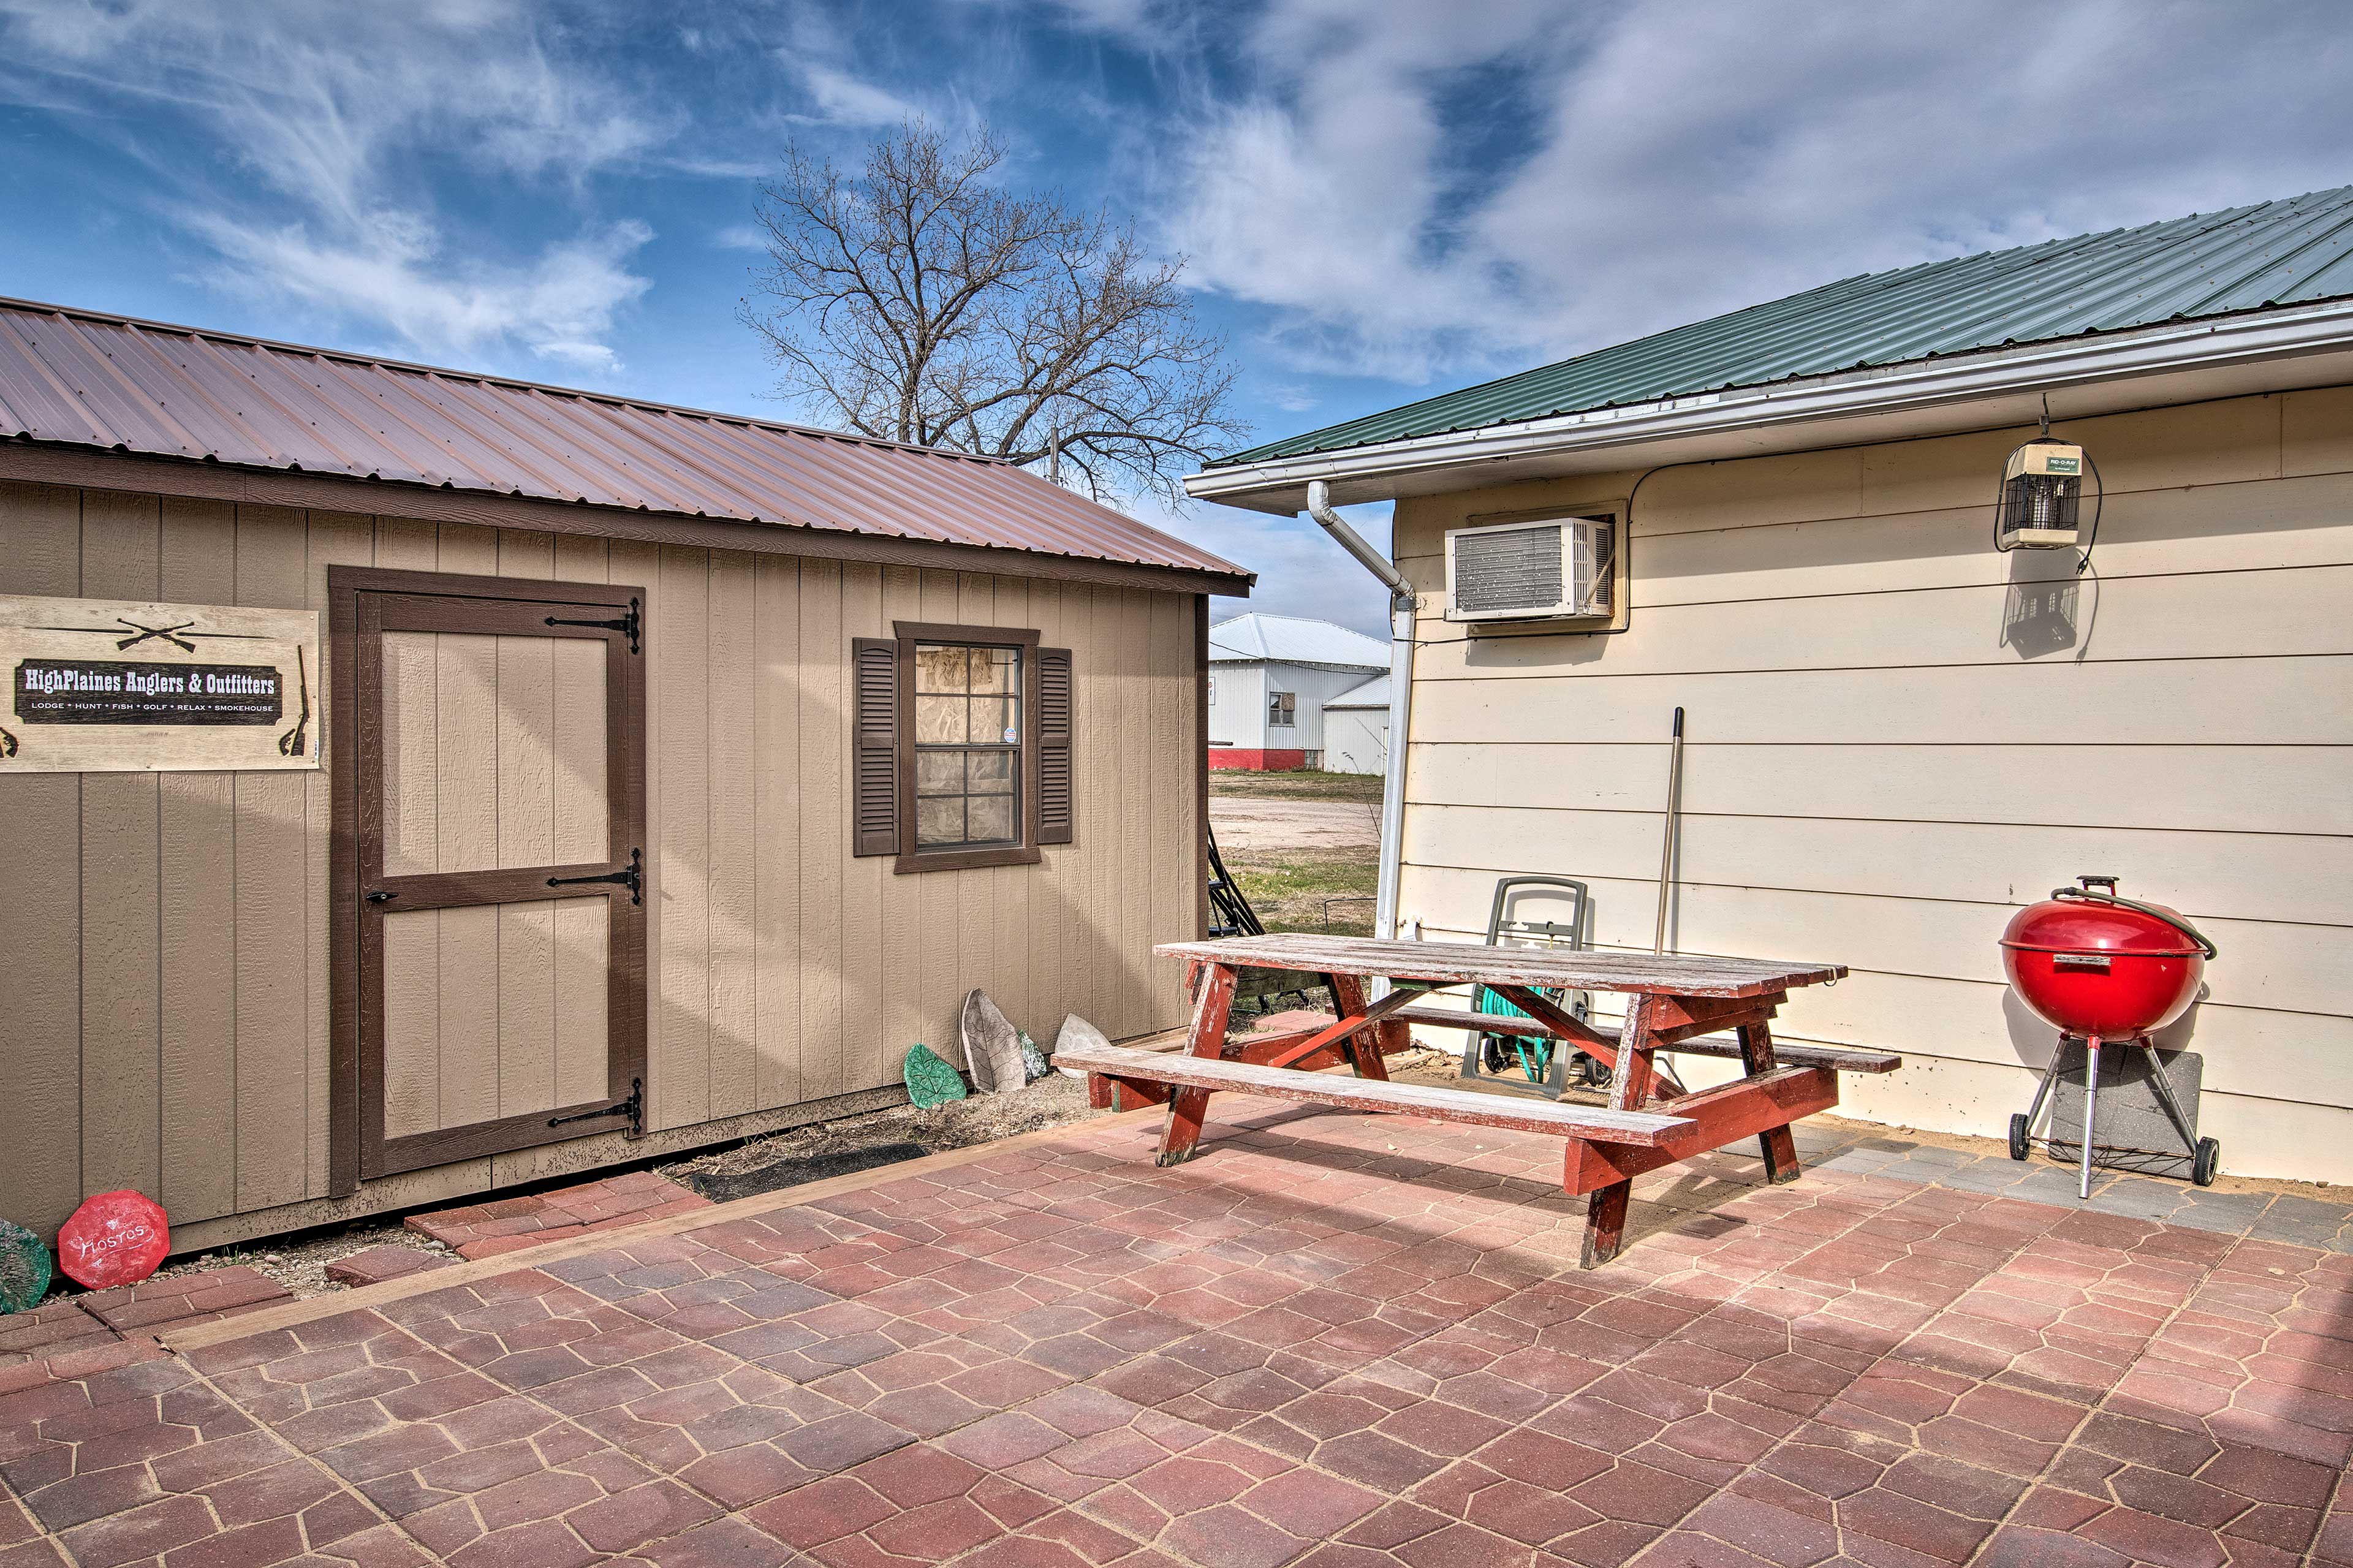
[1388,385,2353,1183]
[0,480,1200,1239]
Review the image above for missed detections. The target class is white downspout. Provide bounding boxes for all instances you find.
[1305,480,1415,958]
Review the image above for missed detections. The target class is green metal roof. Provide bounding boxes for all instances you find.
[1214,185,2353,469]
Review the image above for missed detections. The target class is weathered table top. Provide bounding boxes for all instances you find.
[1154,933,1846,1000]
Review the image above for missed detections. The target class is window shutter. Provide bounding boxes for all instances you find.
[1037,647,1074,845]
[851,637,899,856]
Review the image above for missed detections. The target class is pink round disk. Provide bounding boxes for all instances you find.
[56,1191,171,1290]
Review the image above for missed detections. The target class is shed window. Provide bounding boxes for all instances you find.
[851,622,1072,871]
[915,643,1021,849]
[1268,691,1296,726]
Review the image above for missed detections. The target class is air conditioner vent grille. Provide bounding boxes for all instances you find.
[1453,524,1564,615]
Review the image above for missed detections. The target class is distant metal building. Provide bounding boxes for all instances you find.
[1319,673,1390,775]
[1205,613,1387,770]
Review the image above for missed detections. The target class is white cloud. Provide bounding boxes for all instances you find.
[187,210,654,373]
[0,0,665,368]
[711,222,770,252]
[1161,0,2353,385]
[786,59,925,126]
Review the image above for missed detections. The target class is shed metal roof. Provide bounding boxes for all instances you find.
[0,296,1249,588]
[1208,613,1389,668]
[1324,673,1389,710]
[1213,185,2353,469]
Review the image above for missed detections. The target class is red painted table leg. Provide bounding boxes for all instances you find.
[1740,1020,1802,1184]
[1158,962,1237,1167]
[1327,974,1390,1081]
[1580,996,1659,1269]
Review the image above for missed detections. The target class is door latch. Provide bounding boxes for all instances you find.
[547,847,642,905]
[365,889,397,903]
[544,597,640,654]
[548,1077,643,1135]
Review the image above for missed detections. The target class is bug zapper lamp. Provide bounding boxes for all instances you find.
[1995,409,2103,574]
[1996,438,2085,550]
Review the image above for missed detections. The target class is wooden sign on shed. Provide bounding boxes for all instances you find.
[0,595,321,772]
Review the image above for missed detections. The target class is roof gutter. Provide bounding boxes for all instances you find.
[1305,480,1415,960]
[1192,296,2353,510]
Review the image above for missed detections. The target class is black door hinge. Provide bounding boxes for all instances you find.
[545,597,640,653]
[548,847,642,904]
[548,1077,643,1135]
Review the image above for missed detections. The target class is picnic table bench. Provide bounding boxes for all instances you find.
[1055,933,1890,1267]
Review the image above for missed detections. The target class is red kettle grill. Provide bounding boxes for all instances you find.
[2000,875,2220,1196]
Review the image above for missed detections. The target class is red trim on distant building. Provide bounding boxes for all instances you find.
[1209,748,1308,771]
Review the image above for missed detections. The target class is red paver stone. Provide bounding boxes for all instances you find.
[406,1174,713,1259]
[79,1265,292,1334]
[327,1247,458,1289]
[0,1303,115,1377]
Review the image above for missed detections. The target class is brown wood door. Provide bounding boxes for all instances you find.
[335,569,646,1181]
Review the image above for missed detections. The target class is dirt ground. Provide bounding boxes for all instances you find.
[129,1218,448,1301]
[1208,795,1381,851]
[656,1072,1104,1183]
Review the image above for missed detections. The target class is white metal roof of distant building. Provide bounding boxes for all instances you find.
[1325,673,1390,710]
[1208,613,1389,670]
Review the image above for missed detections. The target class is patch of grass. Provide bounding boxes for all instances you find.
[1208,768,1384,803]
[1226,845,1378,937]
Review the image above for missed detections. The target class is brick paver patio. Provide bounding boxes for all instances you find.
[2,1097,2348,1567]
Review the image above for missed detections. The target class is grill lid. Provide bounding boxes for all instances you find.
[1999,876,2216,958]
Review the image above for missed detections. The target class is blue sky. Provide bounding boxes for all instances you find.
[3,0,2348,633]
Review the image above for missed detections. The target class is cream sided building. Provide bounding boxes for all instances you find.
[1190,187,2353,1185]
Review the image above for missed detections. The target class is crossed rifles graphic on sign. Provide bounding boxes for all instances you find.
[2,617,311,759]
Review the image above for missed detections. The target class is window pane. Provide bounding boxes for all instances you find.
[916,796,964,846]
[967,793,1014,843]
[972,696,1017,745]
[914,645,969,694]
[972,648,1017,694]
[968,750,1012,789]
[916,751,963,795]
[915,694,968,744]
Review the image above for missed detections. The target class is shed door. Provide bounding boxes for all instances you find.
[352,581,646,1178]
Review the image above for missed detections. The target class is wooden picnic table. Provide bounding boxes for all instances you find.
[1057,932,1883,1267]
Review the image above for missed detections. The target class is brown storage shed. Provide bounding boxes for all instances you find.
[0,298,1251,1251]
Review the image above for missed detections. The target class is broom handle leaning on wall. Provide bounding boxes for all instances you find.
[1652,707,1685,956]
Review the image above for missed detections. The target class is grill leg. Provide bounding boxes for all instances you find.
[2138,1039,2202,1156]
[2021,1042,2070,1145]
[2078,1034,2102,1200]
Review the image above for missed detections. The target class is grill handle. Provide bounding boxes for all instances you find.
[2052,878,2219,960]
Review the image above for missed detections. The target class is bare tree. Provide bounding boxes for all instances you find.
[740,120,1246,505]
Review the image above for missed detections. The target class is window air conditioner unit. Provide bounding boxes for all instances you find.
[1444,516,1614,623]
